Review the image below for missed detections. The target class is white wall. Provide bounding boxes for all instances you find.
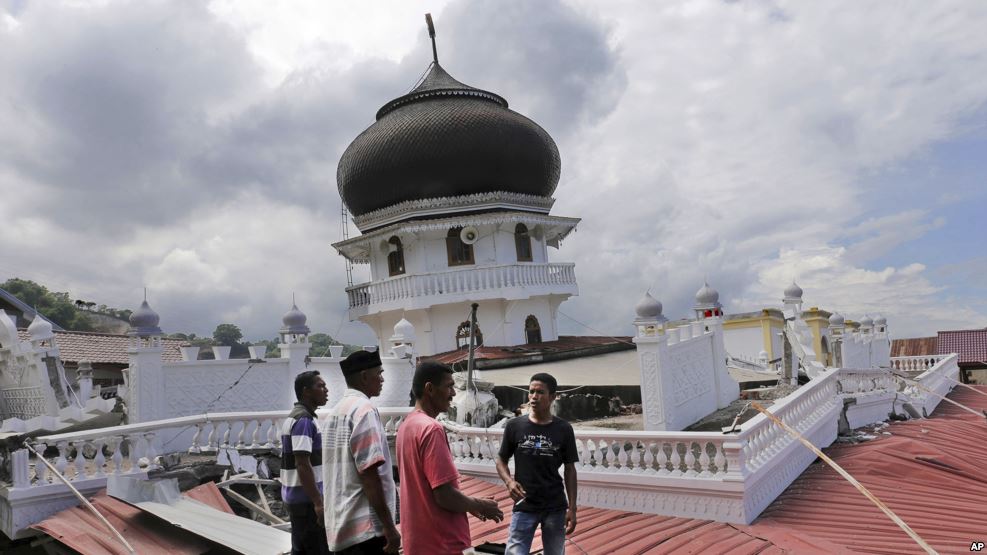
[722,326,765,360]
[369,222,549,278]
[368,295,558,355]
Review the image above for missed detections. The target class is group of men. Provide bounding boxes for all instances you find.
[280,349,579,555]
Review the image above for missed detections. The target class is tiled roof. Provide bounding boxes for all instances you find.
[423,335,634,368]
[937,328,987,364]
[891,336,937,357]
[464,385,987,554]
[16,329,185,364]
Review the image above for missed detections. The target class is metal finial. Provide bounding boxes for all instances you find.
[143,287,147,302]
[292,292,296,306]
[425,13,438,64]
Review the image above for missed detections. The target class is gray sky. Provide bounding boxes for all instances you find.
[1,0,985,344]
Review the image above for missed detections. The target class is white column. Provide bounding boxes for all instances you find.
[126,338,165,423]
[708,317,740,409]
[634,322,668,431]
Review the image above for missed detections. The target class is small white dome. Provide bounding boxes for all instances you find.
[828,312,845,326]
[874,315,887,326]
[695,281,719,306]
[128,300,162,337]
[27,313,53,341]
[280,303,310,334]
[635,292,663,319]
[393,318,416,343]
[784,281,803,300]
[860,315,873,327]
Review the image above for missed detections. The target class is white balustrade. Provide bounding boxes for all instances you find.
[890,354,948,372]
[2,408,410,492]
[346,263,576,309]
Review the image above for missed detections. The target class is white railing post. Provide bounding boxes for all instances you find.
[11,449,30,489]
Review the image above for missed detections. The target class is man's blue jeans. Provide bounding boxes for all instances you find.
[505,509,566,555]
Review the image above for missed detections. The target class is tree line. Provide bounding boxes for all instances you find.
[2,278,359,358]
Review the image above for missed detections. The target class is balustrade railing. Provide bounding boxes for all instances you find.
[890,354,948,372]
[837,368,899,395]
[7,407,412,490]
[346,263,576,309]
[444,426,733,478]
[735,370,840,475]
[903,353,959,415]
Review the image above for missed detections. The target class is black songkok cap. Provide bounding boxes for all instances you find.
[340,349,382,376]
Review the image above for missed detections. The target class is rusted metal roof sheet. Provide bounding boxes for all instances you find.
[938,328,987,364]
[465,385,987,554]
[32,482,233,555]
[890,336,937,357]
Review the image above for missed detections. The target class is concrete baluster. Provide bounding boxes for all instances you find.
[250,420,262,449]
[617,441,628,470]
[189,423,204,454]
[11,449,30,489]
[655,442,670,475]
[92,440,106,477]
[54,442,69,478]
[642,441,656,474]
[698,443,712,477]
[125,434,140,473]
[684,443,698,477]
[264,419,276,448]
[713,443,727,475]
[144,432,157,467]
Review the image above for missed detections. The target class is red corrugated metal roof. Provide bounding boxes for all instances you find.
[16,329,185,364]
[465,385,987,554]
[891,337,937,357]
[938,329,987,364]
[32,482,235,555]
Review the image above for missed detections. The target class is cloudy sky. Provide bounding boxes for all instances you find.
[1,0,985,345]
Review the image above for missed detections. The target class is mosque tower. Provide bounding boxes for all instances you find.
[333,18,579,356]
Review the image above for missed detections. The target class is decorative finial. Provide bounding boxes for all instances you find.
[425,13,438,64]
[292,292,296,305]
[143,287,147,301]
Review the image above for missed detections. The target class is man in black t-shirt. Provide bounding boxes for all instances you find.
[496,373,578,555]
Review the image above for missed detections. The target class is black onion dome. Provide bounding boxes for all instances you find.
[337,63,561,217]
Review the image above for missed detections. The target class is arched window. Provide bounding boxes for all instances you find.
[456,320,483,350]
[446,227,474,266]
[525,315,542,344]
[514,223,532,262]
[387,236,405,276]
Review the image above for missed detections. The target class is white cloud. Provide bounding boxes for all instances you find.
[0,0,985,347]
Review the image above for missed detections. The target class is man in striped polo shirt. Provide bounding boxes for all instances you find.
[280,370,330,554]
[323,349,400,554]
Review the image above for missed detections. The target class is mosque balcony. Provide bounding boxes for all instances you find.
[345,262,577,318]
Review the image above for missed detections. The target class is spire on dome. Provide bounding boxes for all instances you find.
[426,13,438,64]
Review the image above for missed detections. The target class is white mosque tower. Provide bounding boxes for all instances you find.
[333,18,579,356]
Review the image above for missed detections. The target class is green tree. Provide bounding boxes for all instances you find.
[1,278,93,331]
[212,324,243,346]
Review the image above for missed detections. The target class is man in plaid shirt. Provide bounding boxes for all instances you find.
[323,350,400,554]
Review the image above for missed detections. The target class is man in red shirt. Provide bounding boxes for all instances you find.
[397,362,503,554]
